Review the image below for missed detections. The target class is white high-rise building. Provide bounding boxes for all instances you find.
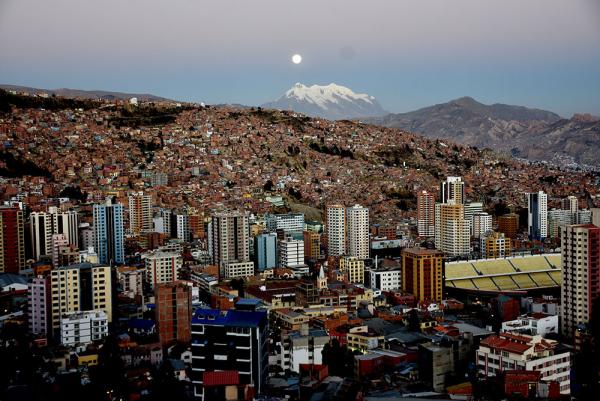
[527,191,548,240]
[471,212,492,239]
[278,236,305,268]
[30,208,80,260]
[327,205,346,256]
[347,204,369,259]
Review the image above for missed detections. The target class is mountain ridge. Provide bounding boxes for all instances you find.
[0,84,171,102]
[261,82,387,120]
[366,97,600,167]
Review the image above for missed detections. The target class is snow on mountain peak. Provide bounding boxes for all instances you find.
[262,82,386,120]
[284,83,375,109]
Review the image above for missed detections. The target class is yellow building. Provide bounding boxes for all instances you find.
[339,256,365,284]
[346,326,385,353]
[481,231,512,258]
[50,263,112,333]
[303,231,321,260]
[401,248,444,302]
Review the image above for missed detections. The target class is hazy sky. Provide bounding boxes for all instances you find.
[1,0,600,116]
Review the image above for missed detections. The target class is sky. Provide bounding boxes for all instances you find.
[1,0,600,116]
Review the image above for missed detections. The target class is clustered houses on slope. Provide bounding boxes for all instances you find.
[1,93,597,226]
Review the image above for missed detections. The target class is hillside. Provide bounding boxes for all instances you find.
[1,90,597,223]
[0,84,170,102]
[366,97,600,167]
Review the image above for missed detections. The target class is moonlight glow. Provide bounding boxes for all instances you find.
[292,54,302,64]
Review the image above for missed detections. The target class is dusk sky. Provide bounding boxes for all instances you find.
[1,0,599,116]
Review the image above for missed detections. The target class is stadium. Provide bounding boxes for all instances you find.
[444,254,561,301]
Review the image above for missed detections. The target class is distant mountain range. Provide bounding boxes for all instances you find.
[262,83,387,120]
[366,97,600,167]
[0,84,170,102]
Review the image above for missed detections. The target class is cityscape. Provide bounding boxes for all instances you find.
[1,1,600,401]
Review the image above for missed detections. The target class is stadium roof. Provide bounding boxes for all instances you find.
[445,254,561,292]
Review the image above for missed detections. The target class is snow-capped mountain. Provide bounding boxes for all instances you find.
[261,83,387,120]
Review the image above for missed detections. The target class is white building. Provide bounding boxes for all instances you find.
[501,313,559,337]
[60,310,108,347]
[347,204,369,259]
[417,190,435,237]
[118,267,145,299]
[440,176,465,204]
[278,236,305,268]
[144,251,183,289]
[327,205,346,256]
[367,268,401,291]
[223,260,255,280]
[280,328,329,372]
[265,213,304,234]
[477,333,570,394]
[471,212,492,239]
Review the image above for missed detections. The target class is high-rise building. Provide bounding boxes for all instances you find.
[303,231,320,260]
[51,233,69,267]
[435,202,470,256]
[155,281,192,346]
[548,209,573,238]
[30,208,79,260]
[278,236,305,268]
[401,248,444,302]
[560,224,600,338]
[265,213,304,237]
[210,211,250,277]
[346,204,369,259]
[223,260,255,279]
[527,191,548,240]
[50,263,113,335]
[191,302,268,401]
[472,212,492,239]
[498,213,519,239]
[144,251,183,289]
[326,205,346,256]
[440,177,465,204]
[0,205,25,274]
[93,200,125,264]
[339,256,365,284]
[28,276,51,336]
[128,192,153,235]
[254,232,277,271]
[563,195,579,223]
[173,213,191,242]
[417,190,435,237]
[481,231,512,259]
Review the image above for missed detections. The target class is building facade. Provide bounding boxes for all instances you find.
[144,251,183,289]
[190,304,268,400]
[50,263,113,334]
[0,205,25,274]
[560,224,600,338]
[527,191,548,240]
[326,205,346,256]
[401,248,444,302]
[417,190,436,237]
[346,204,369,260]
[155,281,192,346]
[93,201,125,264]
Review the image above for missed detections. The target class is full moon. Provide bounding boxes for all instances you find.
[292,54,302,64]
